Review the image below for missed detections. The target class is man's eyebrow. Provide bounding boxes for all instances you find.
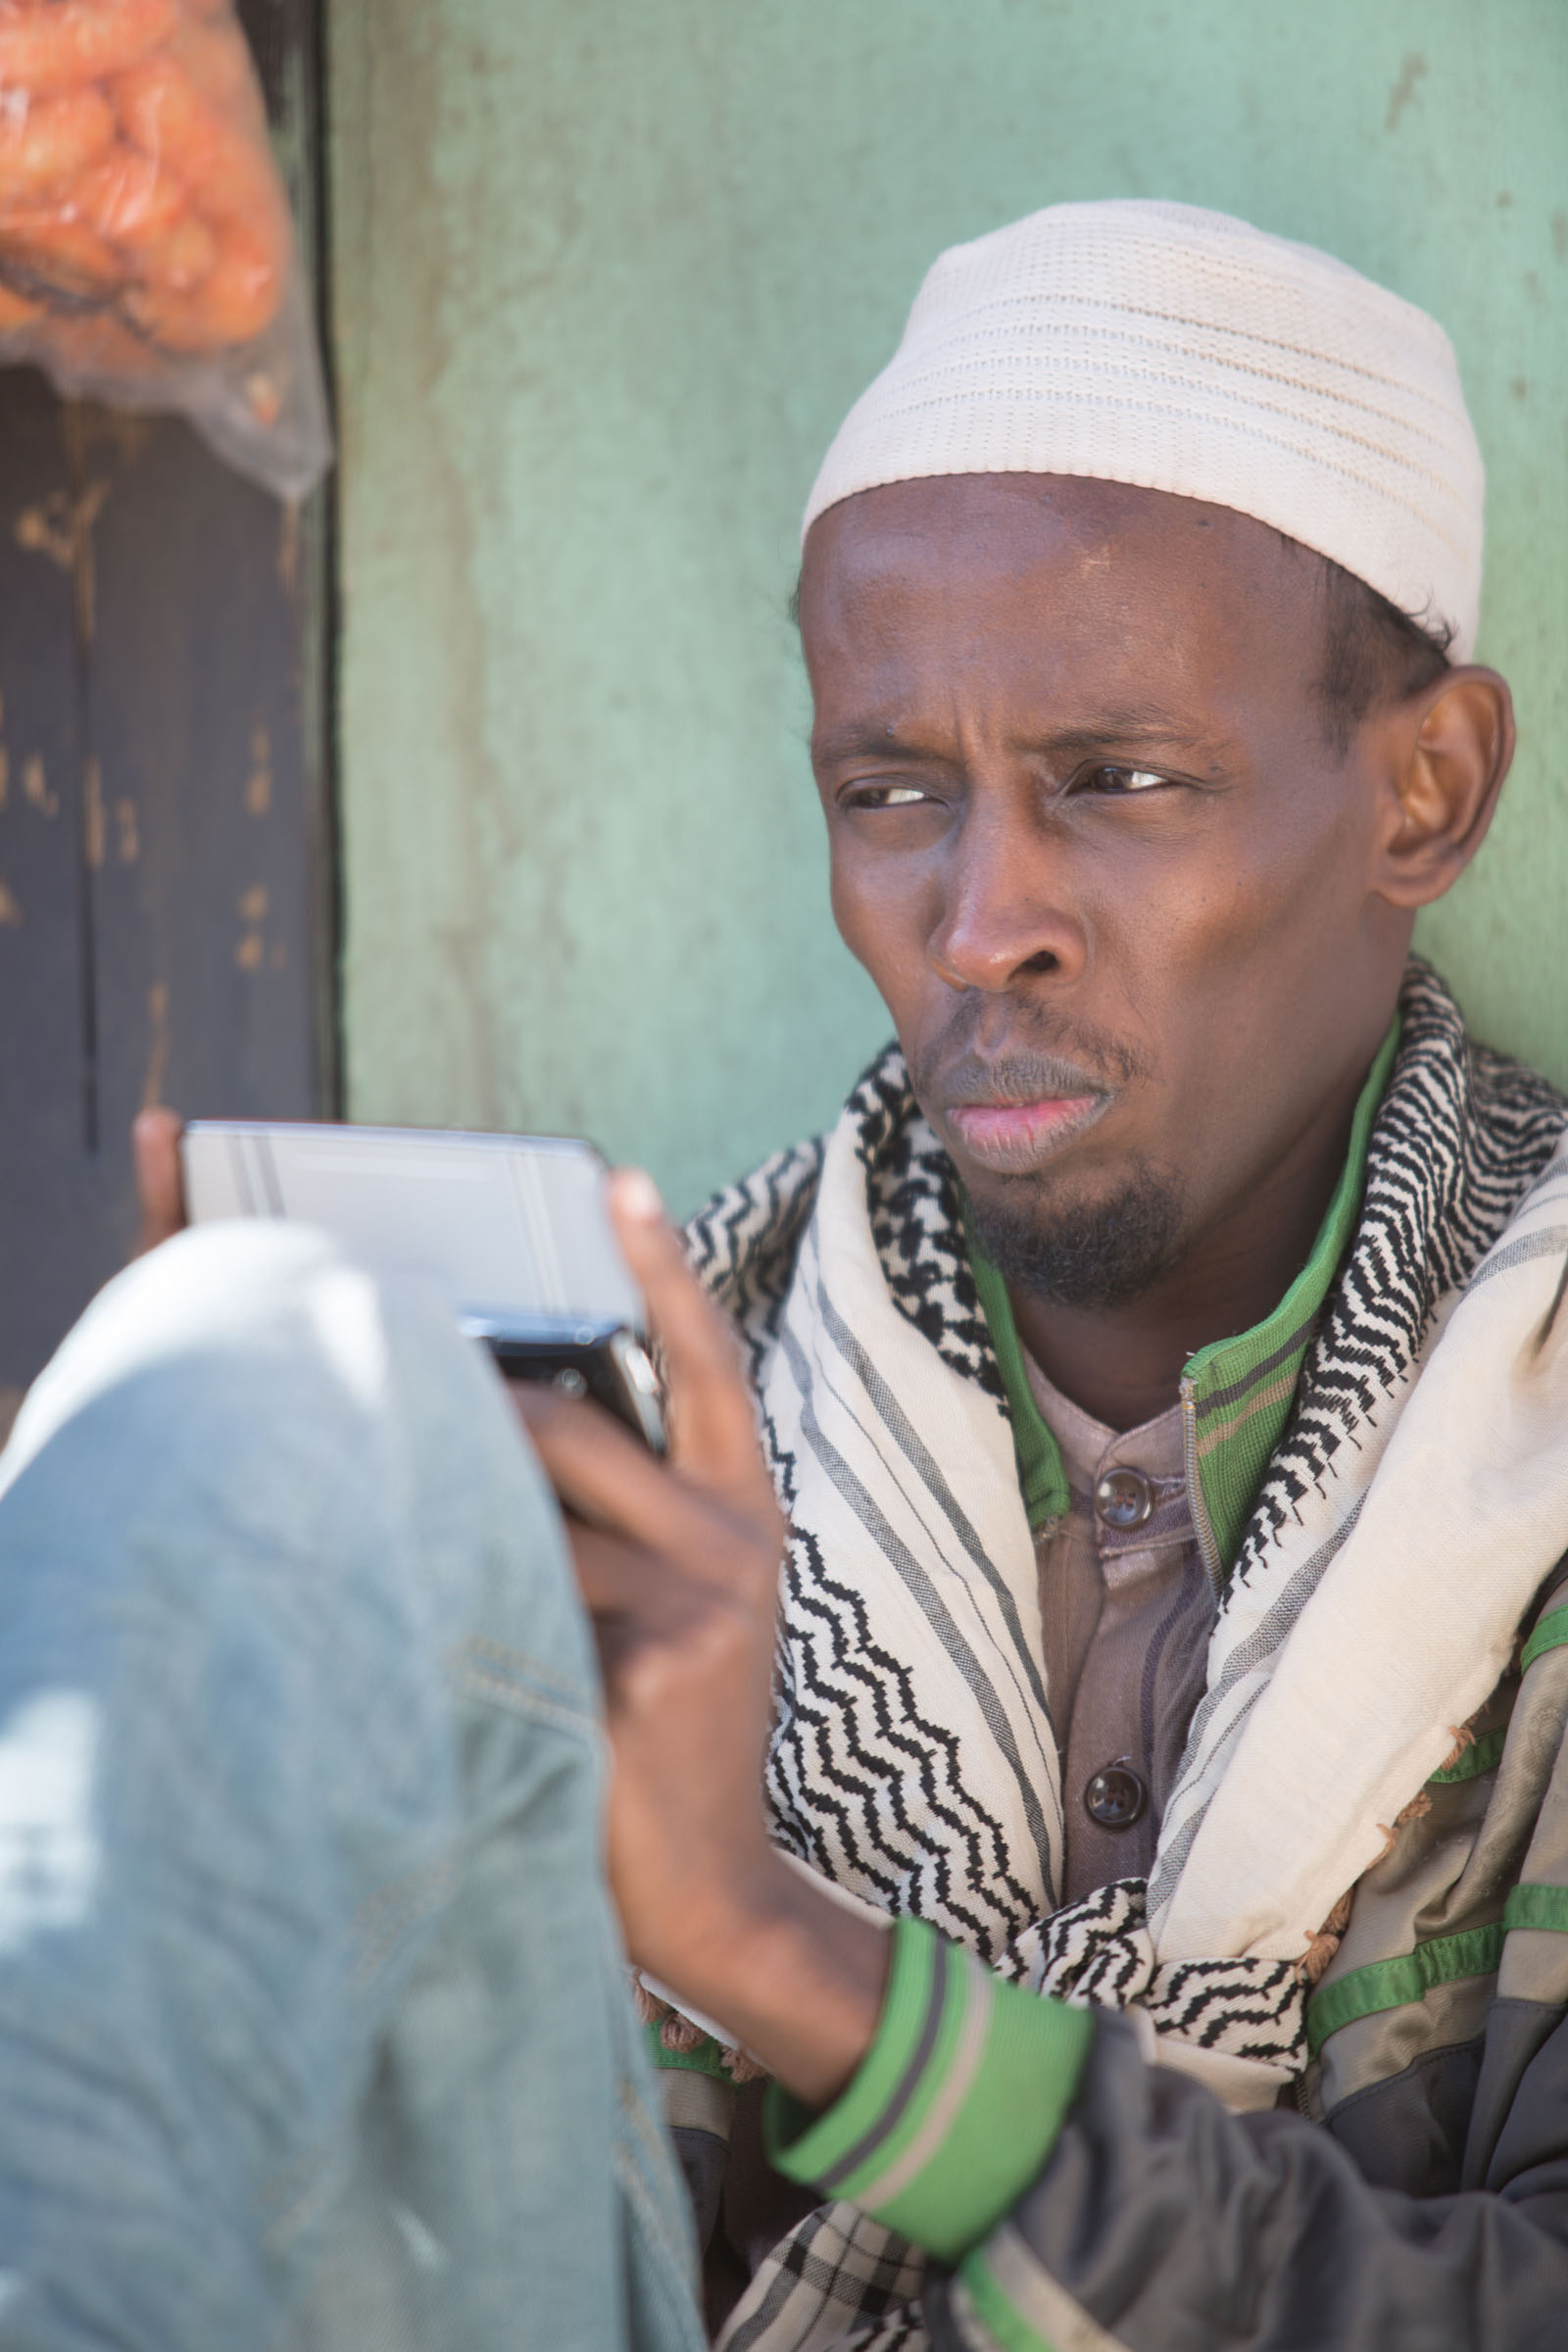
[1046,715,1227,757]
[810,711,1228,766]
[809,724,948,767]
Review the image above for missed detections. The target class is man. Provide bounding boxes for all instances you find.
[3,198,1567,2350]
[559,199,1568,2346]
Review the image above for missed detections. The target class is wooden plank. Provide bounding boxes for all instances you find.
[0,0,331,1426]
[0,371,97,1421]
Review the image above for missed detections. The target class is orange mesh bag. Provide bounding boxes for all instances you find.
[0,0,329,497]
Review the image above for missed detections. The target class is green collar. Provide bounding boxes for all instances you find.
[964,1015,1401,1575]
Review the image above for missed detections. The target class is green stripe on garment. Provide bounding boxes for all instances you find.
[643,2024,732,2080]
[1183,1017,1400,1574]
[1428,1726,1508,1784]
[768,1919,1093,2265]
[1521,1606,1568,1674]
[1503,1883,1568,1936]
[766,1916,945,2192]
[1308,1886,1568,2055]
[956,2250,1059,2352]
[1306,1921,1504,2056]
[1190,1318,1319,1433]
[962,1214,1070,1532]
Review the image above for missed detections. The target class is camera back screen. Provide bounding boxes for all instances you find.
[181,1123,642,1339]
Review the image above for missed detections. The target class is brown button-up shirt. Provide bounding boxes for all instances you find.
[1022,1356,1218,1907]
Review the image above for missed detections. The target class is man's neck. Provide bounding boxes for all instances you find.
[1006,1089,1364,1434]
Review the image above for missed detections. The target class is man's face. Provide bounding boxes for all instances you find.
[799,474,1413,1302]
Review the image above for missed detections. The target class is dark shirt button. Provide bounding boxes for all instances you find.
[1094,1466,1153,1530]
[1083,1763,1149,1830]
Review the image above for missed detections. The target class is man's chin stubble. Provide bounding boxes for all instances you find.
[966,1164,1187,1311]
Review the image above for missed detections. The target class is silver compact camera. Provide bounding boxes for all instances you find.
[180,1120,665,1450]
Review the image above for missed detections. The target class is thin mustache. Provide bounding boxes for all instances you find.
[935,1049,1111,1105]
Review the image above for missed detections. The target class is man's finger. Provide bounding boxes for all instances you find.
[132,1107,187,1255]
[606,1169,765,1483]
[513,1382,780,1592]
[566,1520,665,1616]
[565,1524,727,1663]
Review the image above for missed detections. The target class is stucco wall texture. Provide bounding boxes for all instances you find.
[330,0,1566,1215]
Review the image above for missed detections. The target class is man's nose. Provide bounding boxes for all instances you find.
[926,803,1086,993]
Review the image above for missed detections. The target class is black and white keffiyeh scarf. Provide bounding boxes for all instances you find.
[683,963,1568,2351]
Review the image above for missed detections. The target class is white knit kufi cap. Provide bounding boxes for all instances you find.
[804,200,1484,660]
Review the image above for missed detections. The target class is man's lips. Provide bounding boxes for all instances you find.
[945,1091,1109,1174]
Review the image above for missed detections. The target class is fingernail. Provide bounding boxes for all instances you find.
[614,1167,664,1223]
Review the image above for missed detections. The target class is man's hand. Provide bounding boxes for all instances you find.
[132,1106,187,1254]
[514,1170,891,2110]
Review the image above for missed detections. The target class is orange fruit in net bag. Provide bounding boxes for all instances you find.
[0,0,179,99]
[0,84,115,199]
[125,209,281,348]
[0,200,123,296]
[74,139,187,243]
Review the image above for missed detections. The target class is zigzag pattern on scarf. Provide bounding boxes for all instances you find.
[692,963,1565,2352]
[772,1236,1063,1953]
[763,1514,1047,1962]
[849,1051,1005,1403]
[686,963,1565,2014]
[1145,966,1567,1924]
[691,1115,1054,1962]
[686,1132,826,1382]
[689,964,1566,1993]
[686,1141,1033,1951]
[1230,969,1567,1588]
[1018,1878,1307,2062]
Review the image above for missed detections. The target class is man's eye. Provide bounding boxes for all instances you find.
[1074,763,1171,795]
[842,783,932,808]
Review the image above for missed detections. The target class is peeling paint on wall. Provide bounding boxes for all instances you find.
[1384,53,1428,133]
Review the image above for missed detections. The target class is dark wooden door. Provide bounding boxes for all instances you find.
[0,1,332,1432]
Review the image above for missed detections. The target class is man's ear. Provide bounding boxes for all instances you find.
[1371,667,1514,909]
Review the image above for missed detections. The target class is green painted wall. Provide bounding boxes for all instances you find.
[330,0,1566,1214]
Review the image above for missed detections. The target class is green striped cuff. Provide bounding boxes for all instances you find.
[765,1919,1093,2265]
